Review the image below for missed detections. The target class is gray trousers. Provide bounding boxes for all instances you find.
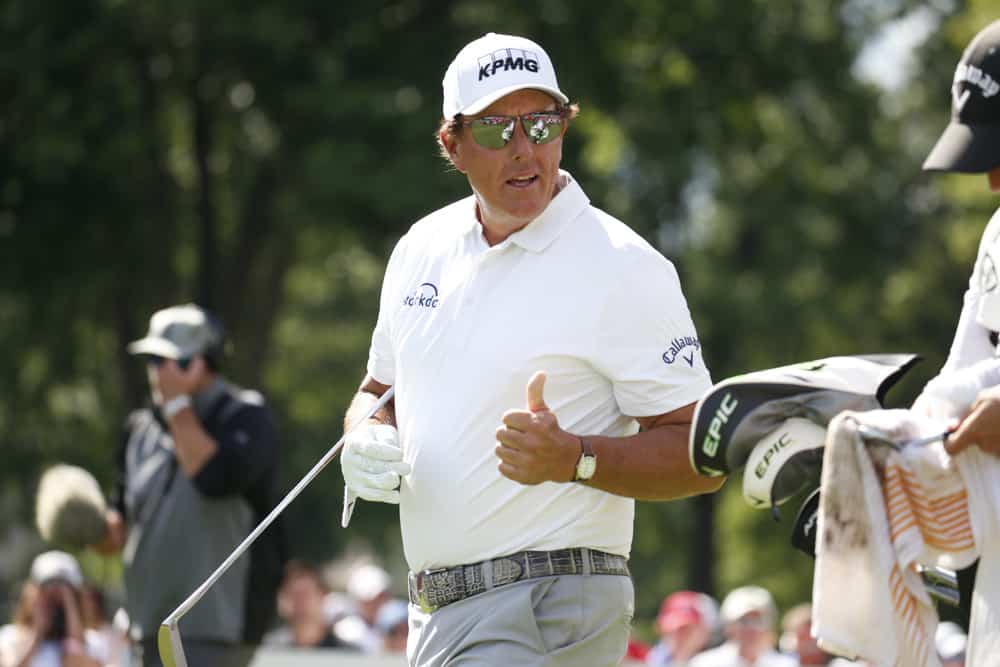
[408,574,634,667]
[137,638,256,667]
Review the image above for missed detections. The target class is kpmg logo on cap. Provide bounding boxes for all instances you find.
[403,282,440,308]
[477,48,540,82]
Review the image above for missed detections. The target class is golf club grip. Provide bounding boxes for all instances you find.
[161,386,395,626]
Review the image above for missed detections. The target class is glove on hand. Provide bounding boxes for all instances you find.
[341,423,410,503]
[913,358,1000,420]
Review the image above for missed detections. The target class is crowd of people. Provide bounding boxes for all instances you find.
[1,550,970,666]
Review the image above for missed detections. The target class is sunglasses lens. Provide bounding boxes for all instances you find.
[522,113,564,145]
[469,117,514,149]
[146,355,165,367]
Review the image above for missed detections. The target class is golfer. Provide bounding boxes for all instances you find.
[340,32,722,666]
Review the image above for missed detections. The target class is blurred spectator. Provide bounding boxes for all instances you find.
[779,603,855,666]
[373,600,409,653]
[935,621,966,667]
[98,304,286,667]
[646,591,718,665]
[688,586,796,667]
[626,635,651,663]
[332,564,397,653]
[79,585,129,667]
[0,551,108,667]
[263,560,359,650]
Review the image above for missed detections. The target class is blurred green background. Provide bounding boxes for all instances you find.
[2,0,997,642]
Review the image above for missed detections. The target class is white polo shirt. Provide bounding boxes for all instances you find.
[368,170,711,572]
[939,206,1000,373]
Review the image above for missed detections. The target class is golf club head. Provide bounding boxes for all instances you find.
[158,622,188,667]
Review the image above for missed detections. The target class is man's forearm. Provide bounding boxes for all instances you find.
[582,424,725,501]
[344,378,395,431]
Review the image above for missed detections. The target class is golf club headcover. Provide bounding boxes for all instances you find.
[742,417,826,511]
[35,464,108,549]
[790,487,822,557]
[689,354,920,477]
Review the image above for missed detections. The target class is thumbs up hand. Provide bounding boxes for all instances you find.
[496,371,580,485]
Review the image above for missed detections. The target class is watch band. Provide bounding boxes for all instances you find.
[162,394,192,420]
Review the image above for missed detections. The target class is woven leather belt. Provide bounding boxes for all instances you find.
[407,547,629,613]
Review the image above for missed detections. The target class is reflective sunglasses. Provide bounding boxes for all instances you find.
[147,355,191,370]
[463,111,567,149]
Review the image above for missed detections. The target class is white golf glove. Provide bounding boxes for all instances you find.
[913,358,1000,420]
[340,423,410,527]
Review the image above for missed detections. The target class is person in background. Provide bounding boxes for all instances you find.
[333,564,398,653]
[646,590,718,666]
[0,551,108,667]
[688,586,795,667]
[373,600,409,653]
[97,303,286,667]
[263,560,359,650]
[778,603,855,666]
[935,621,966,667]
[78,586,128,667]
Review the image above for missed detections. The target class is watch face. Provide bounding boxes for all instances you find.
[576,455,596,480]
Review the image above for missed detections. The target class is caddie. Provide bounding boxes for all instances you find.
[338,32,722,667]
[910,19,1000,666]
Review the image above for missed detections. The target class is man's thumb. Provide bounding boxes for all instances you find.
[526,371,548,412]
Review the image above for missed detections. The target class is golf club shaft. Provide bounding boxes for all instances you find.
[161,386,395,627]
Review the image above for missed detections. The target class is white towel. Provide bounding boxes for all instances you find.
[812,409,983,667]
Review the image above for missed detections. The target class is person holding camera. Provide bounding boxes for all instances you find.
[0,551,108,667]
[96,303,286,667]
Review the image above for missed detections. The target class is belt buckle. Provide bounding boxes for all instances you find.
[413,568,446,614]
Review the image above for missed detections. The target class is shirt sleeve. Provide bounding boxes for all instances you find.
[591,250,712,417]
[367,236,409,386]
[192,403,280,498]
[939,208,1000,374]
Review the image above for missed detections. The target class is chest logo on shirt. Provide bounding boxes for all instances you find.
[662,336,700,367]
[403,282,441,308]
[980,253,998,293]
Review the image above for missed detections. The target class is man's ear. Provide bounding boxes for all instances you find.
[440,130,466,173]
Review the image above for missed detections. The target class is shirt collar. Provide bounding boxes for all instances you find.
[461,170,590,252]
[507,170,588,253]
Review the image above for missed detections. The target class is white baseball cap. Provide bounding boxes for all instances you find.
[720,585,777,625]
[346,564,390,601]
[30,550,83,588]
[442,32,569,120]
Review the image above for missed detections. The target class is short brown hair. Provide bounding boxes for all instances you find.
[436,102,580,164]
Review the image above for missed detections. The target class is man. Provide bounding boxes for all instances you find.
[910,19,1000,667]
[264,560,358,650]
[97,303,285,667]
[915,19,1000,455]
[645,590,718,666]
[687,586,795,667]
[778,603,853,667]
[339,32,722,666]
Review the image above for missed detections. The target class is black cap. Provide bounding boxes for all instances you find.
[924,20,1000,173]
